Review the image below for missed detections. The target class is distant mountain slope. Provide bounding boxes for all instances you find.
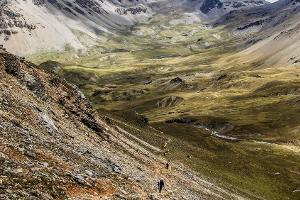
[0,0,271,56]
[243,11,300,68]
[0,0,153,55]
[217,0,300,68]
[216,0,300,29]
[199,0,269,19]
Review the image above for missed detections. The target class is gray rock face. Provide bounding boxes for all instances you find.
[0,2,36,41]
[199,0,269,19]
[41,112,58,134]
[200,0,223,14]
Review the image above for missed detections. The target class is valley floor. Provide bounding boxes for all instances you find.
[28,13,300,199]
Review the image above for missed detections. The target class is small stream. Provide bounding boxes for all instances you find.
[194,125,239,141]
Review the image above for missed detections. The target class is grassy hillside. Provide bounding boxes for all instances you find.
[28,13,300,199]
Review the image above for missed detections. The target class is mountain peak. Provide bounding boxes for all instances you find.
[200,0,269,18]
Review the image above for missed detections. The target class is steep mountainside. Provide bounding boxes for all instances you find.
[216,0,300,30]
[0,50,243,199]
[0,0,152,55]
[199,0,269,19]
[216,0,300,67]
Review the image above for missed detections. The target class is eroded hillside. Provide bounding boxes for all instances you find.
[0,50,245,199]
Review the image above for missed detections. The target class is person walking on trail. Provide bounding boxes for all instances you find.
[158,179,165,193]
[166,162,170,170]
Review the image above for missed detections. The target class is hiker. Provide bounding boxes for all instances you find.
[158,179,165,193]
[166,162,170,170]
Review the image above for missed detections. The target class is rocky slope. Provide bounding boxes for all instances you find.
[199,0,269,20]
[0,50,243,199]
[216,0,300,68]
[216,0,300,31]
[0,0,152,55]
